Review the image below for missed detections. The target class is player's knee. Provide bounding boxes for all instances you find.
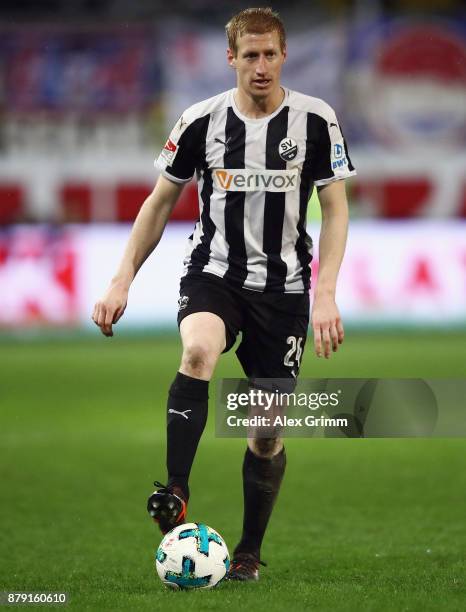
[180,343,217,378]
[249,437,283,459]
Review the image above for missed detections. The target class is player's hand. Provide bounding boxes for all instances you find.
[92,281,128,337]
[311,295,344,359]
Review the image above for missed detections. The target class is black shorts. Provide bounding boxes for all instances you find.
[177,272,309,380]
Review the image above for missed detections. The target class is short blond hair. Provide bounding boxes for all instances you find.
[225,7,286,56]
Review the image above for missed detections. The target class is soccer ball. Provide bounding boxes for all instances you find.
[155,522,230,589]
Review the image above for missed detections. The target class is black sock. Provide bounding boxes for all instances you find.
[166,371,209,501]
[235,446,286,558]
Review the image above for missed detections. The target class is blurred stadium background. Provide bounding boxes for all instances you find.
[1,1,465,610]
[0,0,465,331]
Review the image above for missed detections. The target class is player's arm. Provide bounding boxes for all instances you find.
[312,179,349,358]
[92,175,183,337]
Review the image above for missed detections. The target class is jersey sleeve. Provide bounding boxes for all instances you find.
[312,108,356,187]
[155,116,199,184]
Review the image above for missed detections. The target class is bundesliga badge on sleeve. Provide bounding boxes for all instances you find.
[160,138,178,165]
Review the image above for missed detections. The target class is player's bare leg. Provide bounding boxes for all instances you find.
[147,312,226,534]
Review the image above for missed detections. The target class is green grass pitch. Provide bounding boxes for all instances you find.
[1,331,465,611]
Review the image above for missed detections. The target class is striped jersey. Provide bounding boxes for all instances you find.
[155,87,356,293]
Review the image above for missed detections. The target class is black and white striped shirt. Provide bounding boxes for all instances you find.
[156,88,355,293]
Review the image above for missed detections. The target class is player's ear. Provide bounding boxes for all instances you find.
[227,48,236,68]
[282,45,287,63]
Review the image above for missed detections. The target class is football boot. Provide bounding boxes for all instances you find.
[147,480,187,535]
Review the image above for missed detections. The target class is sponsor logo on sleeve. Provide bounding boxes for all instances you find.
[331,143,348,170]
[214,168,298,192]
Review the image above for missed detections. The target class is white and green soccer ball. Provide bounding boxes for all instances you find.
[155,522,230,589]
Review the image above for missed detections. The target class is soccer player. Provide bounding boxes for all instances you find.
[92,8,355,581]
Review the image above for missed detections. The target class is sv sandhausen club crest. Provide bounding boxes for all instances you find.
[178,295,189,311]
[278,137,298,161]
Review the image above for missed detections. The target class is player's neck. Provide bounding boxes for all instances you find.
[234,86,285,119]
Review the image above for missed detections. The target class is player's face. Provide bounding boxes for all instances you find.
[228,31,286,98]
